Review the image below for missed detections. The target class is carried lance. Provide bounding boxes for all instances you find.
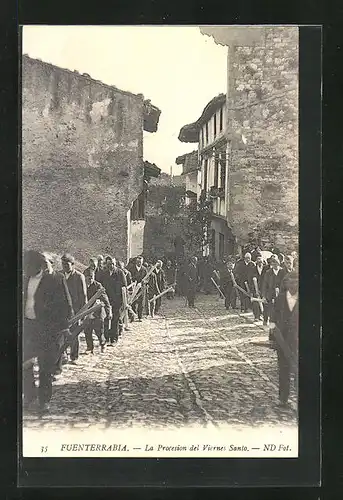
[211,277,225,300]
[22,301,103,370]
[127,281,136,291]
[148,285,175,304]
[252,277,264,314]
[229,270,252,299]
[213,269,221,283]
[129,263,159,304]
[71,286,106,323]
[120,288,136,322]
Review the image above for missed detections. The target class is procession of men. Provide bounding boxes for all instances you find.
[23,245,298,416]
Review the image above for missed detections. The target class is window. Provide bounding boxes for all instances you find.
[219,107,223,131]
[203,159,208,191]
[219,233,225,260]
[220,153,226,188]
[214,156,219,188]
[214,113,217,137]
[205,122,208,144]
[201,128,204,148]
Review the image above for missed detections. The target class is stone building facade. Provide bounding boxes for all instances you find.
[178,26,298,255]
[22,55,161,263]
[178,95,235,260]
[143,173,187,261]
[176,150,199,207]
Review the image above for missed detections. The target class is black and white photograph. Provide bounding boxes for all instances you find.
[21,25,300,458]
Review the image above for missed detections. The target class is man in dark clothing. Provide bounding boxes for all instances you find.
[164,260,175,299]
[202,257,214,294]
[154,260,166,313]
[261,254,287,326]
[83,257,98,277]
[95,255,105,283]
[23,250,73,413]
[118,260,132,286]
[220,260,237,310]
[61,253,88,364]
[126,257,136,274]
[118,260,134,326]
[251,246,262,262]
[176,259,186,297]
[146,264,160,317]
[249,252,268,321]
[130,256,148,321]
[83,268,112,354]
[271,268,298,406]
[185,256,198,308]
[234,252,255,312]
[100,257,127,344]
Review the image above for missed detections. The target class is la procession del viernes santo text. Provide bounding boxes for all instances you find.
[60,443,291,452]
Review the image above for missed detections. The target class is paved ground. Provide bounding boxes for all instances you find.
[23,294,298,430]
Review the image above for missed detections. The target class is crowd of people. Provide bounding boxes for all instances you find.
[22,245,298,415]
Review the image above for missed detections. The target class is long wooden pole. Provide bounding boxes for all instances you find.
[22,312,98,370]
[127,281,136,291]
[121,287,129,328]
[148,286,175,303]
[73,287,105,319]
[69,303,102,326]
[229,271,252,298]
[211,278,225,300]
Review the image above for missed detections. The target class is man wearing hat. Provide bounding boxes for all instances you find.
[261,254,287,327]
[83,268,112,354]
[83,257,98,277]
[185,256,198,308]
[100,256,127,344]
[220,258,237,310]
[95,255,105,283]
[234,252,255,313]
[271,261,299,406]
[249,252,268,321]
[23,250,73,412]
[61,253,88,364]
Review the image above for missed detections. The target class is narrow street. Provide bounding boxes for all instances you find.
[23,295,297,431]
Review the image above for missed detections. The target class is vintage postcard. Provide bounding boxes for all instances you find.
[21,25,300,459]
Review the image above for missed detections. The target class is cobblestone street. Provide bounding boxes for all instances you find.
[23,295,298,431]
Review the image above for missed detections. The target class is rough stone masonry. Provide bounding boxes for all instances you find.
[202,26,299,252]
[22,55,159,262]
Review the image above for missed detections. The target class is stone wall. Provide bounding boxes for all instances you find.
[22,55,144,263]
[226,27,299,253]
